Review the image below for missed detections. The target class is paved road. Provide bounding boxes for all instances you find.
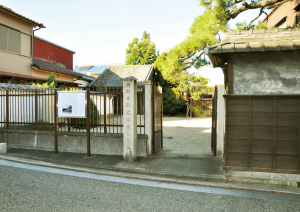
[0,160,299,212]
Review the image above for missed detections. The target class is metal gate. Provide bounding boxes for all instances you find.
[152,86,163,153]
[211,85,218,156]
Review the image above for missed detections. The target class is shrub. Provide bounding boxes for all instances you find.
[163,88,187,115]
[192,105,204,117]
[71,98,100,129]
[34,121,55,131]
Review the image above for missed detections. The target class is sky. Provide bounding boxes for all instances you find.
[0,0,268,69]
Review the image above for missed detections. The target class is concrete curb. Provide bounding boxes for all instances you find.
[0,154,226,183]
[0,155,300,196]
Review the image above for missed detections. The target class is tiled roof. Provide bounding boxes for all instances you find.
[0,5,45,28]
[79,65,94,71]
[32,57,81,77]
[205,28,300,55]
[75,72,95,81]
[89,65,154,87]
[86,66,108,74]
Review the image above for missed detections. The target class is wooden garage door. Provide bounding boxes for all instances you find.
[225,95,300,173]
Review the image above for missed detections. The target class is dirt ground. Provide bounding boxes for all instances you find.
[162,117,212,154]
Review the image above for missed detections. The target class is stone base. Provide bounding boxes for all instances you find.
[226,170,300,187]
[0,143,7,154]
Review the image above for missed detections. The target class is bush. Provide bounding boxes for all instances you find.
[34,121,55,131]
[71,98,100,129]
[163,88,187,115]
[192,105,204,117]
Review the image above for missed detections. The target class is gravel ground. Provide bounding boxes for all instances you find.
[163,117,212,154]
[0,165,299,212]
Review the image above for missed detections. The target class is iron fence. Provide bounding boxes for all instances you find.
[0,85,145,134]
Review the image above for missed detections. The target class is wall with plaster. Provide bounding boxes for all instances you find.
[233,51,300,94]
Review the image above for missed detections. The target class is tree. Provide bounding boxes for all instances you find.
[155,0,286,96]
[125,31,157,65]
[47,73,57,88]
[125,31,174,88]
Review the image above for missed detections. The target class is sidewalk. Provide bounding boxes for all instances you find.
[1,148,300,196]
[2,148,226,182]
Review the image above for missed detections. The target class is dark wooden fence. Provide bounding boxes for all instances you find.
[0,85,145,135]
[225,95,300,174]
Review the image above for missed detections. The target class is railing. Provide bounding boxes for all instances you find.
[0,84,145,134]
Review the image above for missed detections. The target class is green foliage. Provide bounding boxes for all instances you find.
[34,121,55,131]
[125,31,157,65]
[254,21,268,30]
[62,87,82,91]
[27,73,57,88]
[96,86,104,92]
[154,7,222,97]
[71,98,100,129]
[27,81,55,88]
[192,105,204,117]
[47,73,57,88]
[154,0,281,98]
[163,88,187,115]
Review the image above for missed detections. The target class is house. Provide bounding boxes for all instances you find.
[34,36,75,70]
[0,5,44,84]
[205,28,300,176]
[32,36,81,87]
[75,65,108,77]
[0,5,81,87]
[263,0,300,28]
[74,72,95,87]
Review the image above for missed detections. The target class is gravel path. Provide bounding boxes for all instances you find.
[162,117,212,154]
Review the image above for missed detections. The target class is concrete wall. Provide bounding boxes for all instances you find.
[233,51,300,94]
[0,130,148,157]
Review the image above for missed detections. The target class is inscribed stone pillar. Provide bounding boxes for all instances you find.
[217,83,225,157]
[145,81,153,155]
[123,77,137,162]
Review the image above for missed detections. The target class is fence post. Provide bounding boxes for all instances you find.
[86,88,91,156]
[35,89,38,131]
[54,89,58,154]
[6,90,9,129]
[104,87,107,133]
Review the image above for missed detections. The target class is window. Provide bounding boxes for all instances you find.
[276,18,287,28]
[0,24,21,54]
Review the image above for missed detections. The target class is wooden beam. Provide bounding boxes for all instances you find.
[228,54,234,94]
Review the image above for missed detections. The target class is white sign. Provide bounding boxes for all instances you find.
[57,91,87,118]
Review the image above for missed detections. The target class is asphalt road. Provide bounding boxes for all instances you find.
[0,160,299,212]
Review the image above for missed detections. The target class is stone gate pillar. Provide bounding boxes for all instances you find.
[145,81,153,155]
[217,83,225,157]
[123,77,137,162]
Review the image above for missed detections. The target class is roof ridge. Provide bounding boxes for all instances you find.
[33,57,56,64]
[0,4,44,28]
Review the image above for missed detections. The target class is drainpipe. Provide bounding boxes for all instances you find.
[32,26,42,59]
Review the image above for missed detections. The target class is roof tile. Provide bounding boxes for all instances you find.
[32,57,81,77]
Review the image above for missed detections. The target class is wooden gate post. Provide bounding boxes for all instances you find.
[211,85,218,156]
